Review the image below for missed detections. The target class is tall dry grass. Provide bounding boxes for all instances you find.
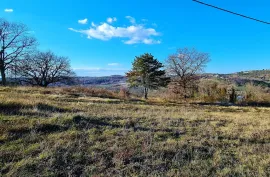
[0,86,269,176]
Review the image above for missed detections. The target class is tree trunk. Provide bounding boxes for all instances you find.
[39,82,48,87]
[183,83,187,99]
[144,87,148,99]
[0,63,6,86]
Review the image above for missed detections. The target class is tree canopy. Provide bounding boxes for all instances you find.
[0,18,37,85]
[166,48,210,98]
[16,51,75,87]
[126,53,169,99]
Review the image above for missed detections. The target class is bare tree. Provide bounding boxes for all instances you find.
[166,48,210,98]
[16,51,75,87]
[0,18,37,85]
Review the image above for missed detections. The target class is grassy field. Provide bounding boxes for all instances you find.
[0,87,269,176]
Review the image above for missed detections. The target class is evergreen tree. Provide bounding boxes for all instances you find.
[126,53,169,99]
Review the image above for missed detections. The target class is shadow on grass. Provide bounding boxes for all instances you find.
[4,123,69,143]
[193,102,270,107]
[3,115,184,143]
[217,135,269,145]
[0,102,73,117]
[84,98,186,107]
[72,115,185,138]
[7,127,32,142]
[36,103,69,113]
[0,102,32,114]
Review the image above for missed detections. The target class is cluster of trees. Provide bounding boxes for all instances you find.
[0,18,74,87]
[1,18,209,96]
[126,48,210,99]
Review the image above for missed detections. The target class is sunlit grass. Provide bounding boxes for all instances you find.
[0,86,269,176]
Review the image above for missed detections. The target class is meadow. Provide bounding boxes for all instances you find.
[0,87,269,176]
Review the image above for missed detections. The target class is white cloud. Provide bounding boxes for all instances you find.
[126,16,136,24]
[91,22,96,27]
[4,9,13,13]
[78,18,88,25]
[107,17,117,24]
[108,63,120,66]
[69,16,161,45]
[73,67,100,71]
[143,39,161,45]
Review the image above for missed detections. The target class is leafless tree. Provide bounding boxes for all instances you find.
[16,51,75,87]
[166,48,210,98]
[0,18,37,85]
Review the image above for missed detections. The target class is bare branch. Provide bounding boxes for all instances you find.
[16,51,75,87]
[0,18,37,85]
[166,48,210,98]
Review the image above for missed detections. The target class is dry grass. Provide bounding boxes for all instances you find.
[0,86,269,176]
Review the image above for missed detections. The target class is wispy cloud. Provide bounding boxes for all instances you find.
[108,63,120,66]
[69,16,161,45]
[73,67,101,71]
[152,23,158,27]
[91,22,96,27]
[78,18,88,25]
[4,9,13,13]
[142,19,148,22]
[107,17,117,24]
[27,31,35,34]
[126,16,136,24]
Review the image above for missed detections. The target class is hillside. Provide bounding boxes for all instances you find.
[56,69,270,88]
[236,70,270,80]
[201,69,270,88]
[0,87,269,176]
[3,70,270,89]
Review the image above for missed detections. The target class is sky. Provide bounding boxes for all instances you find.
[1,0,270,76]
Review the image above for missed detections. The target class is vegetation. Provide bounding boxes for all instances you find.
[237,70,270,81]
[166,48,210,99]
[126,53,169,99]
[0,18,75,87]
[0,86,269,176]
[0,17,269,177]
[0,18,37,86]
[16,51,75,87]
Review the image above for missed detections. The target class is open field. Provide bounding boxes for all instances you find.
[0,87,269,176]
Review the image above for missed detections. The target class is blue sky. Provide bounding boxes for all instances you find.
[1,0,270,76]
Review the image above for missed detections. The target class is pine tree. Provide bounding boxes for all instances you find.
[126,53,169,99]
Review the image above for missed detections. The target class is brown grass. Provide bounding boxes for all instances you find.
[0,86,269,176]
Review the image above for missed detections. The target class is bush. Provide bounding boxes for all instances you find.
[119,87,130,99]
[198,79,229,103]
[243,83,270,104]
[167,77,199,99]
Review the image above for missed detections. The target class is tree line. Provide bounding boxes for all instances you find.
[0,18,74,87]
[1,17,210,98]
[126,48,210,99]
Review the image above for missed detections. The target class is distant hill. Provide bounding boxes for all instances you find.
[235,70,270,80]
[201,69,270,87]
[72,75,127,90]
[3,69,270,88]
[76,69,270,88]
